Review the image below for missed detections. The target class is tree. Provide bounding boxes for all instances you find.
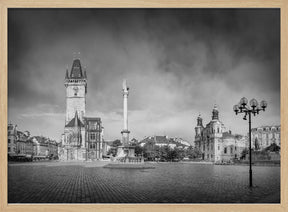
[134,144,144,156]
[107,147,118,157]
[185,146,202,159]
[254,137,260,150]
[240,148,248,160]
[112,139,122,147]
[265,143,280,152]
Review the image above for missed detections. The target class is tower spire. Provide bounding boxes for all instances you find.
[74,111,79,127]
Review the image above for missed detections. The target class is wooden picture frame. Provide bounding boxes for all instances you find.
[0,0,287,212]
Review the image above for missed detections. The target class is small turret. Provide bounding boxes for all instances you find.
[195,114,204,138]
[212,104,219,120]
[65,69,69,79]
[197,114,203,127]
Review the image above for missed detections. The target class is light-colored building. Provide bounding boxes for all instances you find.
[251,125,280,150]
[61,58,104,161]
[8,124,17,155]
[31,136,59,159]
[194,105,247,163]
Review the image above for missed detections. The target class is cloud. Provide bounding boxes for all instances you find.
[8,9,280,141]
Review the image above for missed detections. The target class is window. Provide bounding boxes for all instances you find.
[217,128,219,133]
[8,139,11,143]
[90,133,96,140]
[8,147,11,152]
[224,147,227,154]
[89,122,97,130]
[89,143,96,149]
[218,145,220,150]
[231,147,233,154]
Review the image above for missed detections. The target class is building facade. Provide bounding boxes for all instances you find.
[194,105,247,163]
[61,58,104,161]
[85,117,103,160]
[8,124,17,155]
[31,136,59,159]
[7,124,59,161]
[251,125,281,150]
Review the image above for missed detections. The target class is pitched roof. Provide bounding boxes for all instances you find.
[70,59,84,79]
[155,136,168,143]
[65,111,84,127]
[222,132,235,139]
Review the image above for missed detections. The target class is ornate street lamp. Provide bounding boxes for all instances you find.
[233,97,267,187]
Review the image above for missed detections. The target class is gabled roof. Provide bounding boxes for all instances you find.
[65,111,84,127]
[70,59,84,79]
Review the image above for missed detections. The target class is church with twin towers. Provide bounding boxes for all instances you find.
[60,57,104,161]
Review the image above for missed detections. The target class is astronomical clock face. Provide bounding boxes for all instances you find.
[73,86,79,96]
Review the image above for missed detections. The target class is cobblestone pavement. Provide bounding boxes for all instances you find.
[8,162,280,203]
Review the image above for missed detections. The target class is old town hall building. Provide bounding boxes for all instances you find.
[60,58,104,161]
[194,105,246,163]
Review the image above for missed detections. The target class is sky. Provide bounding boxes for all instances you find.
[8,9,280,143]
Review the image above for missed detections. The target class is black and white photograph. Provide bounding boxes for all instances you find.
[7,8,280,204]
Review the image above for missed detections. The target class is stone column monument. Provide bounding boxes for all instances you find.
[121,79,130,145]
[115,79,135,159]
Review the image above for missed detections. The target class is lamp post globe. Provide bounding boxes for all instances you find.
[240,97,248,106]
[249,98,258,108]
[260,100,268,110]
[233,104,239,114]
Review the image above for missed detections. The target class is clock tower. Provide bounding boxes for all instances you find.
[64,58,87,124]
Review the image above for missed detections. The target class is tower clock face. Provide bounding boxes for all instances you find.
[73,86,79,96]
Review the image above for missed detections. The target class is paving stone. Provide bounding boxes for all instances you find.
[8,162,280,203]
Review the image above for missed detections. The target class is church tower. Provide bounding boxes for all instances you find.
[195,114,203,138]
[64,58,87,124]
